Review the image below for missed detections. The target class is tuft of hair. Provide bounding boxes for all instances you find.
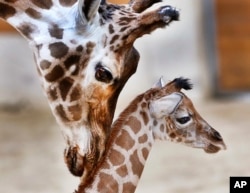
[173,77,193,90]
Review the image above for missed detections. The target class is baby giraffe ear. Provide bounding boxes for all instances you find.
[152,77,165,88]
[149,92,183,119]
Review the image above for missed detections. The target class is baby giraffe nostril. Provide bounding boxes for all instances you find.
[213,130,223,141]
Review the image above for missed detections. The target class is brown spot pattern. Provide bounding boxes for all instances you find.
[45,65,64,82]
[101,161,110,170]
[109,149,125,166]
[123,182,136,192]
[68,104,82,121]
[31,0,53,9]
[40,60,51,70]
[126,116,141,134]
[120,26,127,32]
[116,130,135,151]
[70,85,81,102]
[49,42,69,59]
[130,150,143,177]
[138,134,148,144]
[116,165,128,177]
[109,45,114,51]
[170,132,176,138]
[55,104,69,122]
[98,173,118,192]
[76,45,83,52]
[142,147,149,160]
[119,17,135,24]
[18,23,36,39]
[70,39,77,44]
[64,55,80,69]
[59,77,74,101]
[109,24,114,34]
[48,86,58,101]
[86,42,95,54]
[79,43,95,69]
[110,35,119,44]
[49,25,63,39]
[59,0,77,7]
[140,111,149,125]
[0,3,16,19]
[25,8,41,19]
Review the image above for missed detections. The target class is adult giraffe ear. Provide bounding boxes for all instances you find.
[152,77,165,88]
[78,0,101,23]
[149,92,183,119]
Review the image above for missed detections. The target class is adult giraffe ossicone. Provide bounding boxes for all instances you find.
[0,0,179,177]
[76,77,226,193]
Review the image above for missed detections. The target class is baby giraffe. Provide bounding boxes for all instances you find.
[76,77,226,193]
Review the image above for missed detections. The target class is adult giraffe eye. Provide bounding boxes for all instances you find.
[95,64,113,83]
[176,116,191,124]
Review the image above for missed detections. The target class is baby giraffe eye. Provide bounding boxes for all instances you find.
[95,63,113,83]
[176,116,191,124]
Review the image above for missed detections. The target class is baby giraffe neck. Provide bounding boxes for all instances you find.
[78,94,155,193]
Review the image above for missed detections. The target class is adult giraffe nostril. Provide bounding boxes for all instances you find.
[95,63,113,83]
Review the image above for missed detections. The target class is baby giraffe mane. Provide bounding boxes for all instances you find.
[173,77,193,90]
[112,94,145,132]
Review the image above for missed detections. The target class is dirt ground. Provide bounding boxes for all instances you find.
[0,97,250,193]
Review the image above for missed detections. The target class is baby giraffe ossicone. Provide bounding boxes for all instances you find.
[76,77,226,193]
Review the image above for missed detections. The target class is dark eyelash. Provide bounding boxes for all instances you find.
[176,116,191,124]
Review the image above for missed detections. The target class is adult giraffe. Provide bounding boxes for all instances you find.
[0,0,179,177]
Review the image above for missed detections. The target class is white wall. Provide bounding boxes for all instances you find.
[0,35,48,111]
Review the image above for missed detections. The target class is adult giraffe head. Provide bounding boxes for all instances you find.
[0,0,179,176]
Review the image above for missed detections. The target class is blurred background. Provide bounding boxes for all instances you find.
[0,0,250,192]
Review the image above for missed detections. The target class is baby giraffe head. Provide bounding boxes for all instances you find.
[149,77,226,153]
